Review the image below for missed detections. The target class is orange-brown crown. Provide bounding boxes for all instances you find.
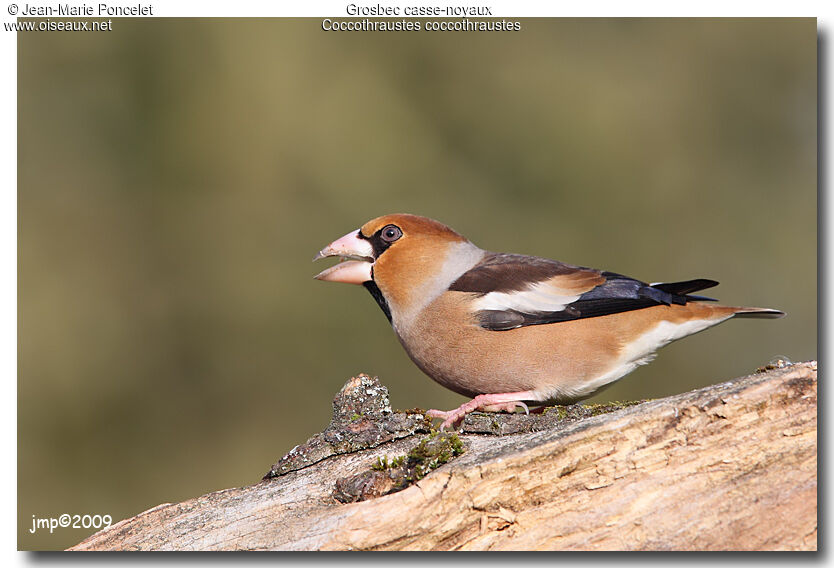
[360,214,467,243]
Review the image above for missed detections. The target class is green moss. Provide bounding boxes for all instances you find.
[544,406,569,419]
[543,400,647,422]
[371,454,407,471]
[359,431,468,502]
[371,455,388,471]
[406,431,465,480]
[584,400,645,416]
[756,359,792,373]
[448,434,464,455]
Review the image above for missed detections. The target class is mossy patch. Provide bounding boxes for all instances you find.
[265,375,432,479]
[756,358,793,373]
[462,399,649,435]
[371,454,405,471]
[581,400,646,416]
[406,430,465,480]
[334,431,465,503]
[542,400,645,419]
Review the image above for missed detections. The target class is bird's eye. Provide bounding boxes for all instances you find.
[381,224,403,243]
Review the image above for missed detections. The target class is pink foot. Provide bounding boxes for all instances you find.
[426,391,537,431]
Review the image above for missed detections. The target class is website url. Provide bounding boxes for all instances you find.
[4,18,112,31]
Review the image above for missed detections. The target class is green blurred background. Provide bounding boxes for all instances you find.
[19,18,816,549]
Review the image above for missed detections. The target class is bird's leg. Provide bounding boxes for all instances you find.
[426,391,538,431]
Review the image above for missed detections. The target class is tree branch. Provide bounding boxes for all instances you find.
[70,361,817,551]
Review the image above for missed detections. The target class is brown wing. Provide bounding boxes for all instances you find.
[449,253,719,331]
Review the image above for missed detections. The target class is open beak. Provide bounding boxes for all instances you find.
[312,229,374,284]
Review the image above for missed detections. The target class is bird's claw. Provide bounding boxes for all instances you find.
[426,396,532,431]
[425,408,462,431]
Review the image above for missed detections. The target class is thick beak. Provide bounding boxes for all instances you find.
[312,229,374,285]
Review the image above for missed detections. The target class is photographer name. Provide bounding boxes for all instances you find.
[20,3,153,16]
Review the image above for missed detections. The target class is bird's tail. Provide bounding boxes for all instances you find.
[652,279,785,319]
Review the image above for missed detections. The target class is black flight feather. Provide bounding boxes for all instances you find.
[466,268,724,332]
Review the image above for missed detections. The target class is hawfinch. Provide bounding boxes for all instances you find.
[313,214,784,430]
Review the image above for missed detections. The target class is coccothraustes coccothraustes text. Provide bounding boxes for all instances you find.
[313,214,784,430]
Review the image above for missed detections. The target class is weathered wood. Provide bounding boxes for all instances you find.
[70,361,817,551]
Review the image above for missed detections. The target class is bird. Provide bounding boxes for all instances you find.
[313,213,784,430]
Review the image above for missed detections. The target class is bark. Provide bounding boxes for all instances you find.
[70,361,817,551]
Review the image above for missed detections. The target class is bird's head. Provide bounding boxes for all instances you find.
[313,214,477,323]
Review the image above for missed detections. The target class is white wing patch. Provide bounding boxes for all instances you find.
[473,280,582,314]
